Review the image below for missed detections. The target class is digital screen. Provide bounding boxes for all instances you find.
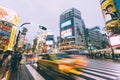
[46,40,53,45]
[61,28,72,38]
[109,35,120,47]
[61,20,71,28]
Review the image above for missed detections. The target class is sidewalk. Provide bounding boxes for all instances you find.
[9,64,34,80]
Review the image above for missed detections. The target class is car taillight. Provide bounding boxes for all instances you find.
[58,64,73,71]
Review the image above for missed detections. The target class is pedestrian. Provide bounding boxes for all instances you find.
[1,50,12,80]
[18,51,22,68]
[0,49,3,68]
[10,51,18,72]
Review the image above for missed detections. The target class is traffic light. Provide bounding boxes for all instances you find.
[39,26,47,30]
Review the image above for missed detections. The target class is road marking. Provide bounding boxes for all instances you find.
[82,69,117,80]
[26,65,45,80]
[87,65,120,74]
[81,73,106,80]
[85,67,120,76]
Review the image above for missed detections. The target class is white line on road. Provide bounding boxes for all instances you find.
[85,67,120,76]
[81,73,106,80]
[26,65,45,80]
[82,69,117,80]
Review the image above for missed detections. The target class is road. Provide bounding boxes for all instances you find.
[9,59,120,80]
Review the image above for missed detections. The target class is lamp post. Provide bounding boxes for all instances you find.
[14,22,31,52]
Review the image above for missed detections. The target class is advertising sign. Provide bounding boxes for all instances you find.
[61,20,71,28]
[0,23,12,50]
[0,6,19,26]
[100,0,120,32]
[109,35,120,47]
[61,28,72,38]
[7,26,17,50]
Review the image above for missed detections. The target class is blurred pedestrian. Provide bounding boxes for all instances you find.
[1,50,12,80]
[18,51,22,68]
[10,51,18,72]
[0,49,3,68]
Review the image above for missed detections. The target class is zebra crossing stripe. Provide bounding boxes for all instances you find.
[88,62,120,70]
[87,65,120,74]
[85,67,120,76]
[81,69,117,80]
[80,72,106,80]
[26,64,45,80]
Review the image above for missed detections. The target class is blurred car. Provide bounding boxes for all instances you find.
[37,52,88,75]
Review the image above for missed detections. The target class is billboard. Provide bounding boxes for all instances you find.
[61,20,71,28]
[61,28,72,38]
[7,26,17,50]
[0,6,19,26]
[100,0,120,33]
[109,35,120,47]
[46,40,53,45]
[0,23,12,50]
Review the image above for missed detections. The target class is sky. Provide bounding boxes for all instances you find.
[0,0,105,44]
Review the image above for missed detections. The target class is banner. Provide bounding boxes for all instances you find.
[100,0,120,33]
[7,26,17,50]
[0,6,19,26]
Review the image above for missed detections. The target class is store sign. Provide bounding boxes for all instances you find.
[61,28,72,38]
[0,6,19,26]
[109,35,120,47]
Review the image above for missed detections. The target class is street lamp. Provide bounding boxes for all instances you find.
[14,22,31,52]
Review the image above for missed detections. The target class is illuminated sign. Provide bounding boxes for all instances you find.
[61,20,71,28]
[109,35,120,47]
[61,28,72,38]
[0,6,19,26]
[46,40,53,45]
[100,0,120,33]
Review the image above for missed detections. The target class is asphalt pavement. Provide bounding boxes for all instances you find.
[9,59,120,80]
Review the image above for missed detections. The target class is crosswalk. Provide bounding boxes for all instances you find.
[23,59,120,80]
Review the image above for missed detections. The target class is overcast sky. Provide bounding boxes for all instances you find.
[0,0,105,43]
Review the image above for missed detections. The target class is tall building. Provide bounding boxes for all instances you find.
[86,26,108,49]
[60,8,86,49]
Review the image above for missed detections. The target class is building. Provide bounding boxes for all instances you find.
[45,32,55,48]
[59,8,86,50]
[86,26,108,49]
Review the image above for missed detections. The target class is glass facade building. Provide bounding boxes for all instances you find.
[60,8,86,49]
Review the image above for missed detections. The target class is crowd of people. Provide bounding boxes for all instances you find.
[0,50,22,80]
